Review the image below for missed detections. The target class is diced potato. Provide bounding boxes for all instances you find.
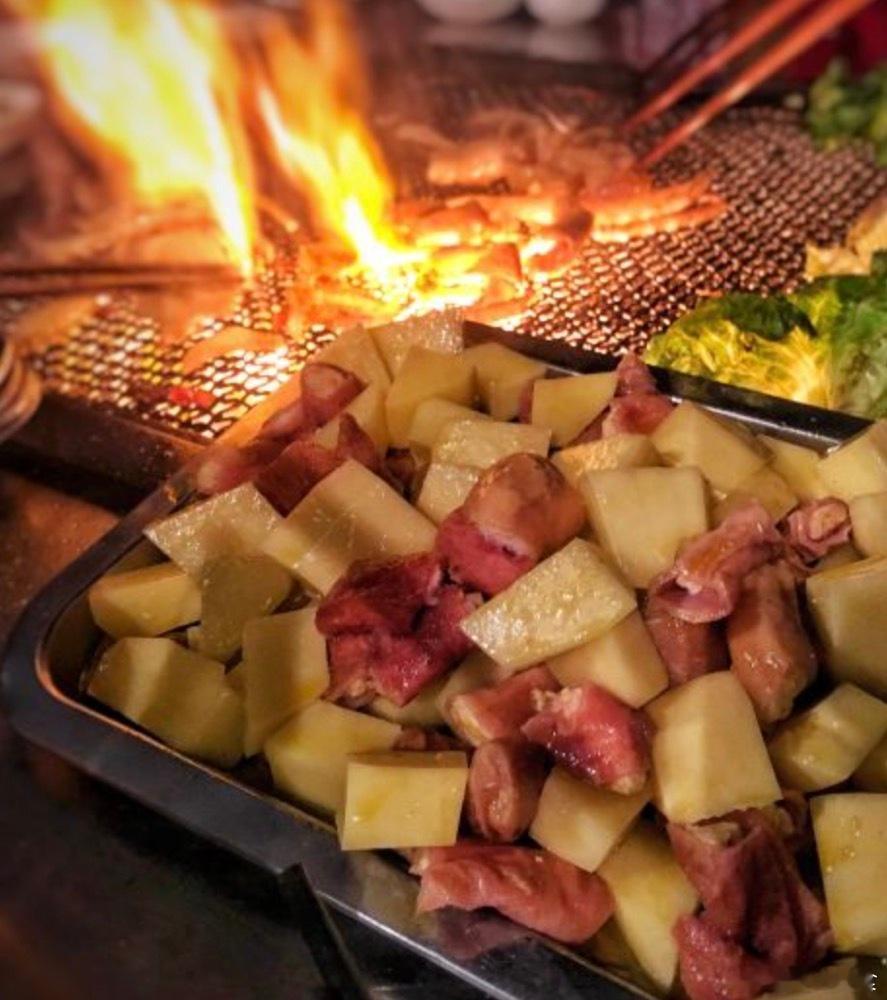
[197,554,291,662]
[714,467,798,525]
[371,309,463,376]
[769,684,887,792]
[314,382,389,453]
[462,341,546,420]
[812,793,887,954]
[226,661,245,695]
[435,650,511,727]
[530,373,617,447]
[88,562,201,639]
[598,822,698,992]
[242,606,329,755]
[416,463,480,524]
[339,750,468,850]
[265,701,401,814]
[261,460,436,593]
[145,483,282,577]
[581,466,707,588]
[818,422,887,501]
[647,671,781,823]
[849,492,887,557]
[431,418,550,470]
[408,398,488,451]
[553,434,661,487]
[759,434,828,501]
[369,675,447,728]
[817,543,861,571]
[186,625,202,650]
[854,735,887,791]
[462,538,636,670]
[807,556,887,697]
[385,347,475,447]
[530,767,648,873]
[652,401,767,493]
[547,610,668,708]
[311,325,390,389]
[87,637,244,767]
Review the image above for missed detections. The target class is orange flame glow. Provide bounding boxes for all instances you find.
[13,0,257,271]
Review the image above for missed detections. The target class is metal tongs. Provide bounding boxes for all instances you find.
[627,0,877,166]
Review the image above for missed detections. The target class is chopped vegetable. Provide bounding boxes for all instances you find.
[806,60,887,166]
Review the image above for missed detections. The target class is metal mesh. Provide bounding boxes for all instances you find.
[15,93,887,442]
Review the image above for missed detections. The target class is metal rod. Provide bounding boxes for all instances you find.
[628,0,817,130]
[641,0,875,166]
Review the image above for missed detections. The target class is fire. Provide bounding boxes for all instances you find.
[254,2,414,280]
[14,0,257,271]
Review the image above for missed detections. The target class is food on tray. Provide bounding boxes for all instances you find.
[645,257,887,419]
[806,60,887,166]
[84,315,887,1000]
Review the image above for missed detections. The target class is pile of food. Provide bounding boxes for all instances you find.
[806,60,887,167]
[83,312,887,1000]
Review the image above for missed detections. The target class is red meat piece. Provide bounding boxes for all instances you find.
[436,510,535,596]
[614,351,659,396]
[784,498,851,565]
[412,843,613,944]
[415,584,480,669]
[675,915,782,1000]
[326,631,435,708]
[649,501,783,624]
[643,590,729,686]
[522,684,652,794]
[449,665,560,747]
[194,438,283,495]
[601,392,675,437]
[259,362,364,440]
[465,738,548,843]
[727,561,817,724]
[326,633,377,706]
[316,554,443,637]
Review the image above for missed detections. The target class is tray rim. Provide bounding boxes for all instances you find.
[1,326,872,1000]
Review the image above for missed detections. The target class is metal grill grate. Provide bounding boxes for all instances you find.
[12,94,887,444]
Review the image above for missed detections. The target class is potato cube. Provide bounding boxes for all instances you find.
[370,674,447,728]
[416,463,480,524]
[849,492,887,558]
[854,735,887,791]
[769,684,887,792]
[462,538,636,670]
[714,467,798,525]
[581,466,707,588]
[197,554,291,662]
[89,562,201,639]
[759,434,828,501]
[226,661,245,695]
[652,401,767,493]
[598,822,698,992]
[242,606,329,755]
[339,750,468,850]
[817,544,861,572]
[807,556,887,697]
[818,422,887,501]
[312,325,390,389]
[87,637,244,767]
[530,767,648,873]
[408,398,488,451]
[314,382,389,453]
[462,341,546,420]
[261,460,436,594]
[432,418,550,470]
[553,434,661,487]
[647,671,781,823]
[812,793,887,954]
[264,701,401,814]
[530,373,618,446]
[548,610,668,708]
[385,347,475,447]
[435,651,511,727]
[371,309,463,376]
[145,483,282,577]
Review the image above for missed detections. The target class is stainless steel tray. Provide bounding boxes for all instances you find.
[1,326,870,1000]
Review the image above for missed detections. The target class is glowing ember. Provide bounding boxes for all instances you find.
[13,0,257,272]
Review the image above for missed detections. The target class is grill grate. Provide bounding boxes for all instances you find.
[10,93,887,444]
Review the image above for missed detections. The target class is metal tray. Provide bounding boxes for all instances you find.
[1,326,870,1000]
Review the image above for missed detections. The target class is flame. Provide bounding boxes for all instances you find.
[254,2,414,280]
[13,0,256,271]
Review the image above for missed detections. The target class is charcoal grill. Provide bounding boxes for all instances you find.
[6,83,885,483]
